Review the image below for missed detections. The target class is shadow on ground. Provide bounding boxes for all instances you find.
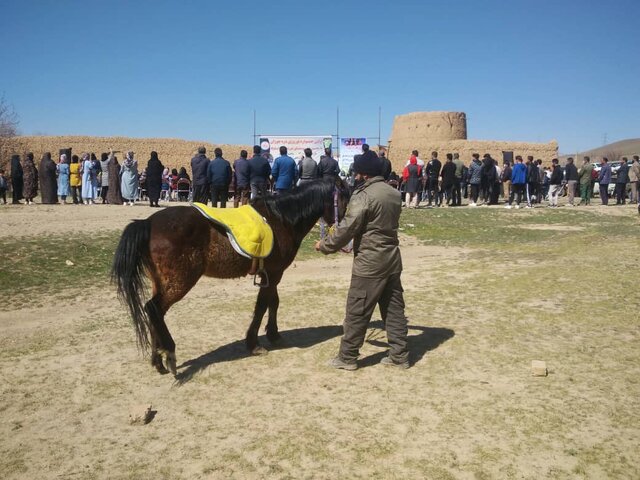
[174,325,343,385]
[360,322,455,369]
[175,322,454,384]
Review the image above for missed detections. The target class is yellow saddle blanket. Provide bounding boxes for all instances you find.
[192,203,274,259]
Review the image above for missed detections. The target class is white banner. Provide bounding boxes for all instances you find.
[339,137,366,173]
[259,136,332,164]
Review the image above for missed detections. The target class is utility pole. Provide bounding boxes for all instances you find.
[603,132,608,145]
[336,106,340,158]
[253,109,256,145]
[378,106,381,150]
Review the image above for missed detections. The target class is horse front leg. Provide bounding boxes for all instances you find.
[246,286,273,355]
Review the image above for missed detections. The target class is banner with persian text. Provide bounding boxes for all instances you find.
[339,137,366,173]
[259,136,332,165]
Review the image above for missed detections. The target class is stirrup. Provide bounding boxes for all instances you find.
[253,269,269,288]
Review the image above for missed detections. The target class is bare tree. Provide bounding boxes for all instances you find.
[0,94,20,170]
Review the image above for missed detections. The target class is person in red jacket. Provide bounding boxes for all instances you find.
[402,155,422,208]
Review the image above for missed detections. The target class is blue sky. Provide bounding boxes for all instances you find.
[1,0,638,153]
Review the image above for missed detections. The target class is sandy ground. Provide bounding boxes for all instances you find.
[1,201,639,479]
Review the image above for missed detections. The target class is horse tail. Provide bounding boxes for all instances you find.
[111,218,153,353]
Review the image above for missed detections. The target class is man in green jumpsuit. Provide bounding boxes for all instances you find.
[315,147,409,370]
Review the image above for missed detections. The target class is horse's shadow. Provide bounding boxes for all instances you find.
[174,321,454,385]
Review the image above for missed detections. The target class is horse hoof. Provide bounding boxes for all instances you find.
[154,365,170,375]
[161,350,178,376]
[251,345,268,355]
[266,333,282,344]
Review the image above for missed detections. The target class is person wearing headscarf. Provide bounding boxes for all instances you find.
[146,151,164,207]
[99,152,110,203]
[57,154,71,204]
[120,151,139,206]
[22,153,39,204]
[106,151,123,205]
[69,155,82,204]
[402,155,422,208]
[39,152,58,204]
[81,153,97,204]
[10,154,23,204]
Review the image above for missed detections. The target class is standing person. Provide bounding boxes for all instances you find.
[315,153,409,370]
[69,155,82,204]
[233,150,250,207]
[39,152,58,204]
[615,157,629,205]
[271,146,297,193]
[298,147,318,186]
[468,154,482,206]
[81,153,97,204]
[22,153,38,205]
[537,159,545,201]
[99,153,110,203]
[207,147,232,207]
[480,154,495,205]
[425,151,442,207]
[409,149,425,207]
[318,148,340,179]
[146,151,164,208]
[379,150,392,180]
[248,145,271,199]
[501,160,512,204]
[598,158,611,206]
[440,153,457,206]
[402,155,421,208]
[10,154,23,204]
[629,156,640,204]
[564,157,579,206]
[452,153,464,206]
[191,146,210,204]
[91,153,102,198]
[120,151,139,206]
[0,169,7,204]
[491,158,502,205]
[106,151,123,205]
[505,155,527,209]
[57,154,70,204]
[548,158,563,208]
[577,157,594,206]
[526,156,539,207]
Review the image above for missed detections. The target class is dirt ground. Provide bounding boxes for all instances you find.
[1,202,639,479]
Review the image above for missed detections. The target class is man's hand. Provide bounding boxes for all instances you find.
[314,240,322,252]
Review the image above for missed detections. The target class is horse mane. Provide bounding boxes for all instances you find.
[256,178,336,227]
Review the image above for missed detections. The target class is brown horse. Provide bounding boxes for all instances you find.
[111,177,350,376]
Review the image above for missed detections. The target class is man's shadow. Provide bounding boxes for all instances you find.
[359,321,455,368]
[174,321,454,384]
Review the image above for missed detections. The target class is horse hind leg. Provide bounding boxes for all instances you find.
[146,295,177,375]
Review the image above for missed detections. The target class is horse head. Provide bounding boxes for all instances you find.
[322,177,351,227]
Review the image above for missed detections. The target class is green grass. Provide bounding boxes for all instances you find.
[399,207,639,248]
[0,232,120,308]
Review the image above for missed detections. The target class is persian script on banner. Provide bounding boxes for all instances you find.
[259,136,332,164]
[339,138,366,173]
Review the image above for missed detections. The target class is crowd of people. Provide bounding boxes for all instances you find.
[398,151,640,211]
[2,145,638,214]
[1,150,193,207]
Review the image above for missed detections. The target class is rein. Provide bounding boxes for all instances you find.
[333,186,339,226]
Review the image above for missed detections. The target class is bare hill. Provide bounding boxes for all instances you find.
[560,138,640,162]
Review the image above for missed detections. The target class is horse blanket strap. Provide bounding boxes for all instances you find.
[191,203,274,259]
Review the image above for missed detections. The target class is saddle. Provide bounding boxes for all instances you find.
[192,203,274,286]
